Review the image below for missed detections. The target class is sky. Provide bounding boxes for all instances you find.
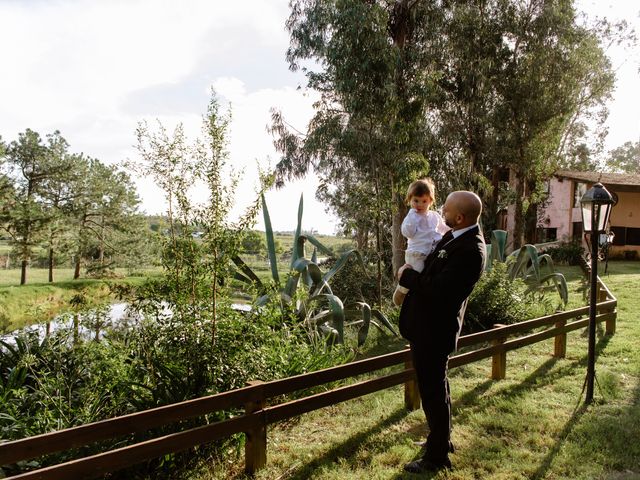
[0,0,638,235]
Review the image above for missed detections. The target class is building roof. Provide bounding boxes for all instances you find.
[555,170,640,188]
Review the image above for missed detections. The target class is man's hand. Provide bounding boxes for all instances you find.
[397,263,413,281]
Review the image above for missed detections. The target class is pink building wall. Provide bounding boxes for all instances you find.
[542,177,578,241]
[504,173,640,256]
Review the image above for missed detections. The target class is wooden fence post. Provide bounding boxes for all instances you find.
[404,347,421,411]
[553,319,567,358]
[597,282,607,303]
[492,324,507,380]
[605,313,616,335]
[598,281,617,335]
[244,380,266,475]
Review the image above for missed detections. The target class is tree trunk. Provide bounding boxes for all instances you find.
[20,259,27,285]
[373,188,383,307]
[487,165,501,233]
[391,191,407,279]
[48,247,54,282]
[99,216,105,267]
[524,178,539,244]
[74,256,81,279]
[512,174,525,250]
[355,228,368,251]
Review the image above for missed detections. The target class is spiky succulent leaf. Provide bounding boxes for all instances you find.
[261,193,279,285]
[301,234,334,256]
[507,244,540,280]
[371,309,399,336]
[308,294,344,343]
[539,273,569,305]
[313,249,366,296]
[231,255,263,289]
[355,302,371,347]
[290,194,304,268]
[487,230,508,269]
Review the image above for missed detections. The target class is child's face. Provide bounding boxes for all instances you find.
[411,194,432,213]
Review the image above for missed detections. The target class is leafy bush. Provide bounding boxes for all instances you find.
[486,230,568,306]
[543,241,585,265]
[464,263,553,334]
[0,304,353,478]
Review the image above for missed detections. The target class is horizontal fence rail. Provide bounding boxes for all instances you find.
[0,278,617,479]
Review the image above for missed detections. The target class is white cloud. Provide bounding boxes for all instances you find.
[1,0,636,237]
[0,0,339,233]
[130,77,337,233]
[576,0,640,150]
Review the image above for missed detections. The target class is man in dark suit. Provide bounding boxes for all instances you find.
[397,191,486,474]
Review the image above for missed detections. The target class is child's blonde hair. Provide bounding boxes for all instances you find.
[405,178,436,205]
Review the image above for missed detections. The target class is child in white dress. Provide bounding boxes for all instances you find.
[393,178,449,306]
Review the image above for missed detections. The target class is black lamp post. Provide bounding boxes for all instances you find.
[580,182,614,404]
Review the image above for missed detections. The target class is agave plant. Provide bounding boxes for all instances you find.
[485,229,568,305]
[233,194,397,346]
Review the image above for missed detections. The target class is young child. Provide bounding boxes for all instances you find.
[393,178,449,306]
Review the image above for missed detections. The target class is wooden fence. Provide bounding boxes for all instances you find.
[0,278,617,479]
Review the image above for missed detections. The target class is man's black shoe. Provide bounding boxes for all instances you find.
[403,457,452,474]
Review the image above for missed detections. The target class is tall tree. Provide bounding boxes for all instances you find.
[67,156,140,279]
[492,0,615,247]
[40,152,80,281]
[271,0,441,294]
[1,129,69,284]
[275,0,620,262]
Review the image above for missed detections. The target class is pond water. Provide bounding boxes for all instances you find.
[2,302,252,344]
[1,303,142,344]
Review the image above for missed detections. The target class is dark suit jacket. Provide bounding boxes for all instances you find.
[399,226,486,354]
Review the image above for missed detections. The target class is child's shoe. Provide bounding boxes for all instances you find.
[393,285,408,306]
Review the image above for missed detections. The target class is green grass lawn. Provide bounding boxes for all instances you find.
[0,267,78,285]
[195,261,640,480]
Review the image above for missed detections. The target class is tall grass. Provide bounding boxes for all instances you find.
[195,261,640,480]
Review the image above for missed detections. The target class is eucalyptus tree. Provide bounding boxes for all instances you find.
[1,129,70,284]
[424,0,508,230]
[271,0,443,292]
[492,0,616,248]
[0,139,14,224]
[560,142,601,172]
[606,141,640,174]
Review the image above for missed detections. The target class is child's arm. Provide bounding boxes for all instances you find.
[401,209,419,239]
[433,211,450,235]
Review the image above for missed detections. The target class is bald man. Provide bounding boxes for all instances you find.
[397,191,486,474]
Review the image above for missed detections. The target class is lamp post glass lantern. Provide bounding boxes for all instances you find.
[580,182,614,404]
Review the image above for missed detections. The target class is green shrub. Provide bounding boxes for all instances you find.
[543,241,585,265]
[464,263,553,334]
[0,303,354,478]
[322,255,378,305]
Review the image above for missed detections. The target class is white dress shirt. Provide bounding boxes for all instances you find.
[401,209,449,255]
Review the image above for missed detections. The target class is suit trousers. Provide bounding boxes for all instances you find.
[410,342,451,462]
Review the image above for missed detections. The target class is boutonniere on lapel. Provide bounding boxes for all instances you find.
[437,249,448,259]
